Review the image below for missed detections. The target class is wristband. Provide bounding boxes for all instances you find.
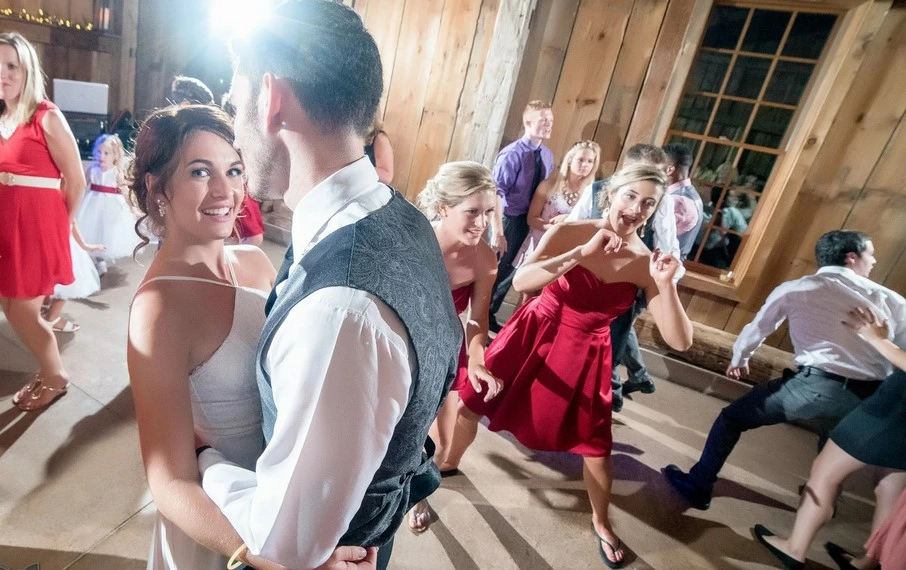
[227,543,249,569]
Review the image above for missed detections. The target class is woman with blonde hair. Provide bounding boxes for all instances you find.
[514,140,600,304]
[405,161,504,533]
[0,31,86,411]
[445,164,693,567]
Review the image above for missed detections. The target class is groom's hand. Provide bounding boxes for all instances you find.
[314,546,378,570]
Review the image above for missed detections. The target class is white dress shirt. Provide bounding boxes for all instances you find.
[566,181,684,280]
[200,157,414,568]
[732,266,906,380]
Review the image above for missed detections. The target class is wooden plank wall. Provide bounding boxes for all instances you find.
[345,0,500,200]
[2,0,135,115]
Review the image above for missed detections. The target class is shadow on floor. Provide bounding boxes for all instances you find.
[0,545,145,570]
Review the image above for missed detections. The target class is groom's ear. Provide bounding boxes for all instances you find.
[261,73,286,135]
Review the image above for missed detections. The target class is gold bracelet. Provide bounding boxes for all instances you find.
[227,543,249,569]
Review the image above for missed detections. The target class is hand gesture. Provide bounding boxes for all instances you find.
[844,306,889,343]
[649,249,680,285]
[313,546,378,570]
[86,243,107,253]
[726,365,749,380]
[468,363,503,403]
[579,228,623,258]
[549,213,569,225]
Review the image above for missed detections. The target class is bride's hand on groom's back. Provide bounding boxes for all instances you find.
[313,546,378,570]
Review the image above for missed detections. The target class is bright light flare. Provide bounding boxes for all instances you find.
[209,0,277,37]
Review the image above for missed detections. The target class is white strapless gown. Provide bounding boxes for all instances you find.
[145,285,266,570]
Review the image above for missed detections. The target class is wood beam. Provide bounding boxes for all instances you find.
[458,0,538,165]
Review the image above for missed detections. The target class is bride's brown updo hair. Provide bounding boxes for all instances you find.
[128,104,236,253]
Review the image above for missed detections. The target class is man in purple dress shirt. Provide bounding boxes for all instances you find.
[488,100,555,331]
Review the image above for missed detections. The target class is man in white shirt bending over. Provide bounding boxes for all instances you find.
[665,230,906,510]
[197,2,462,569]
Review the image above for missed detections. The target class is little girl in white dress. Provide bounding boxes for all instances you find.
[76,134,141,270]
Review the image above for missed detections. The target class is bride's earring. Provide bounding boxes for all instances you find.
[638,225,646,238]
[157,200,166,218]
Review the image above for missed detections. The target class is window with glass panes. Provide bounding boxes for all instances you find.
[666,3,838,273]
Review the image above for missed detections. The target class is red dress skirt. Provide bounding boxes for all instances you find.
[0,101,73,298]
[460,266,637,457]
[451,283,474,391]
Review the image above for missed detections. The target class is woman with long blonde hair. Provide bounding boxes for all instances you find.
[0,32,86,411]
[445,164,693,567]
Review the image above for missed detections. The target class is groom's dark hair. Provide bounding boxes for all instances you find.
[231,0,383,136]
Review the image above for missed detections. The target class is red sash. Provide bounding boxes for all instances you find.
[90,183,119,194]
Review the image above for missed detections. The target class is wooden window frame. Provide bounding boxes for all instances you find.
[649,0,891,302]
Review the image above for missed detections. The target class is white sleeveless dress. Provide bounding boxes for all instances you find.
[141,258,267,570]
[76,165,142,260]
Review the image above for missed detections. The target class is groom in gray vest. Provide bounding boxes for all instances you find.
[196,3,461,569]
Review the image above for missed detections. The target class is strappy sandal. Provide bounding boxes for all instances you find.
[12,376,70,411]
[591,523,625,568]
[48,316,80,333]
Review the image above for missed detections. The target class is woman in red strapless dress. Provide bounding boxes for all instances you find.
[405,161,504,533]
[0,32,86,411]
[447,164,693,568]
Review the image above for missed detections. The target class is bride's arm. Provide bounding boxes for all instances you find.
[127,288,285,570]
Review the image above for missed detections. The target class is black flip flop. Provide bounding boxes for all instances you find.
[590,523,624,569]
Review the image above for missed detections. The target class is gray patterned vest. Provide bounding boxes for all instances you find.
[256,191,462,547]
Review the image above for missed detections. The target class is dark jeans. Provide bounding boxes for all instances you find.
[376,536,394,570]
[609,292,648,399]
[688,370,870,493]
[489,214,530,318]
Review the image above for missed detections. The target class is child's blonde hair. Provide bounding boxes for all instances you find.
[93,134,126,168]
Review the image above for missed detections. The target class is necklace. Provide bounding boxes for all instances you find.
[0,115,16,139]
[561,185,580,207]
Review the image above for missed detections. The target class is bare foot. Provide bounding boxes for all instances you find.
[406,500,433,534]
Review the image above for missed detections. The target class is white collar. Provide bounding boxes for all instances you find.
[290,156,380,260]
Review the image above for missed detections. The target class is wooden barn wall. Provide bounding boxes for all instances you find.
[344,0,501,201]
[2,0,137,115]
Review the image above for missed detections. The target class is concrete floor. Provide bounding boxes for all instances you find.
[0,240,880,569]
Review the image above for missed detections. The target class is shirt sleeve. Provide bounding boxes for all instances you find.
[492,148,521,199]
[885,290,906,350]
[651,194,685,281]
[199,287,412,568]
[565,182,595,222]
[732,283,793,367]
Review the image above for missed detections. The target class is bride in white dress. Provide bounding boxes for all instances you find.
[127,106,376,570]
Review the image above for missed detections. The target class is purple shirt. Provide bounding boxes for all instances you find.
[492,136,555,216]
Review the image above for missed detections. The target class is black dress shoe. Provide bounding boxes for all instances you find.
[622,379,656,395]
[664,464,711,510]
[824,542,858,570]
[751,524,805,570]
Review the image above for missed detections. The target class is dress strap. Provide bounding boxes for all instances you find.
[137,275,235,292]
[225,250,239,287]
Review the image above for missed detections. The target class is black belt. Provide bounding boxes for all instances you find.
[797,366,882,398]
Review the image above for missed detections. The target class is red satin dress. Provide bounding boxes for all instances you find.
[0,101,73,297]
[450,283,474,391]
[460,266,637,457]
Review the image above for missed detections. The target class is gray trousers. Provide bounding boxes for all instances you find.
[688,369,871,492]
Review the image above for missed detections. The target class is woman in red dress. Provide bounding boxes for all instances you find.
[406,161,503,533]
[0,32,86,410]
[446,163,693,567]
